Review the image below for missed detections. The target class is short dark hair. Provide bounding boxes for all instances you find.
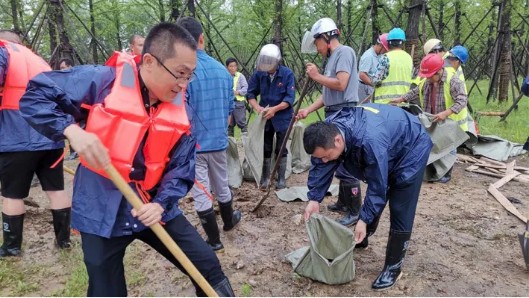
[129,34,144,45]
[176,17,203,42]
[225,57,237,66]
[388,40,403,49]
[59,58,73,67]
[142,22,197,62]
[303,122,340,154]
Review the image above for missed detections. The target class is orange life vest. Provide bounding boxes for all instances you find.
[0,39,51,110]
[81,51,190,192]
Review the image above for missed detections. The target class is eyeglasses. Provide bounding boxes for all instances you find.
[149,53,195,84]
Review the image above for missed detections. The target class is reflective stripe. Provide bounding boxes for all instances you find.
[373,93,405,100]
[121,62,135,88]
[358,105,379,114]
[378,81,411,87]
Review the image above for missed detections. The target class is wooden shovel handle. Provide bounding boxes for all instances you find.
[104,164,218,297]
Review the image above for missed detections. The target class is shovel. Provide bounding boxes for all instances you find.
[104,164,218,297]
[519,213,529,270]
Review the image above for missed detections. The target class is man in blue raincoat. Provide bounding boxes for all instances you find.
[303,104,432,291]
[19,23,234,296]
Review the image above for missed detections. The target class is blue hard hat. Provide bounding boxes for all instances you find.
[449,45,469,64]
[387,28,406,41]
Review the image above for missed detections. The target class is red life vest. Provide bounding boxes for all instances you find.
[0,39,51,110]
[81,51,190,191]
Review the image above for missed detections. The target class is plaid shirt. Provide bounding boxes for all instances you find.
[370,54,389,86]
[403,69,467,114]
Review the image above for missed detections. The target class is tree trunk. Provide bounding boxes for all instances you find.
[187,0,195,17]
[50,0,75,68]
[273,0,283,53]
[169,0,181,21]
[405,0,424,69]
[10,0,20,33]
[89,0,98,64]
[371,0,379,44]
[454,0,461,44]
[158,0,166,22]
[497,0,512,102]
[112,0,122,51]
[438,1,444,41]
[336,0,342,32]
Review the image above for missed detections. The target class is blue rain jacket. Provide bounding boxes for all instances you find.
[19,65,196,238]
[307,104,433,225]
[0,47,64,152]
[246,65,295,132]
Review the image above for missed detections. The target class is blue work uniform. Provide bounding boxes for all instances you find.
[307,104,433,231]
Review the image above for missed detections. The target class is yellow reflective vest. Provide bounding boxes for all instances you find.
[374,50,413,104]
[418,68,469,131]
[233,72,246,102]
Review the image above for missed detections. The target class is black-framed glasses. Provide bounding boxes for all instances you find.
[149,53,195,84]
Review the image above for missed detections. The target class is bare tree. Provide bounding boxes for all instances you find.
[89,0,98,64]
[405,0,424,68]
[497,0,512,102]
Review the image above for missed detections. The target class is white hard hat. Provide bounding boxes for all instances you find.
[256,44,281,72]
[301,18,339,54]
[423,38,443,54]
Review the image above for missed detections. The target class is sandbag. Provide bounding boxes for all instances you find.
[286,214,356,285]
[227,136,242,188]
[290,122,311,174]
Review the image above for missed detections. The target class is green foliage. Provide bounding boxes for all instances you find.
[240,283,253,297]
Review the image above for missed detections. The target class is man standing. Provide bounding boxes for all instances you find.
[302,104,432,291]
[394,54,468,183]
[58,58,73,70]
[20,23,234,296]
[358,33,388,102]
[128,34,145,56]
[0,30,71,258]
[177,17,241,252]
[247,44,295,190]
[297,17,362,227]
[372,27,413,104]
[226,57,248,137]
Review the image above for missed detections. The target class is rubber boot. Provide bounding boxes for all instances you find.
[218,199,241,231]
[372,230,412,291]
[275,158,287,190]
[437,167,453,184]
[338,180,361,226]
[197,208,224,252]
[213,277,235,297]
[51,207,72,249]
[355,214,381,249]
[227,125,234,137]
[0,213,24,258]
[259,158,271,190]
[327,194,348,213]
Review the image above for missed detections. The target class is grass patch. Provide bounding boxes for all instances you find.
[52,246,88,297]
[240,283,253,297]
[0,258,43,296]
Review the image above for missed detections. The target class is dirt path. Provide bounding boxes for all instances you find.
[1,156,528,296]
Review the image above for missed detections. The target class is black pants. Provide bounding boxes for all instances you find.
[81,214,225,297]
[264,126,288,158]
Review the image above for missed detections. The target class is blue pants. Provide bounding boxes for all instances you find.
[81,214,225,296]
[386,164,427,232]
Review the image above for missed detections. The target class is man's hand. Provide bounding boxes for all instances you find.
[255,106,265,114]
[432,110,452,122]
[306,63,319,80]
[304,200,320,221]
[64,124,110,170]
[354,219,367,244]
[263,107,276,120]
[296,108,310,120]
[131,202,164,227]
[389,97,405,105]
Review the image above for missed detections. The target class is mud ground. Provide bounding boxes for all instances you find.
[1,154,528,296]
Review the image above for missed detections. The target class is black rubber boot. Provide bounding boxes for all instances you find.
[213,277,235,297]
[227,125,235,137]
[218,199,241,231]
[197,208,224,252]
[259,158,271,190]
[338,180,361,226]
[276,158,287,190]
[372,230,412,291]
[0,213,24,258]
[355,214,381,249]
[327,195,348,213]
[51,207,72,249]
[437,167,453,183]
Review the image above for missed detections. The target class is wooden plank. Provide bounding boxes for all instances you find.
[477,111,505,116]
[465,165,480,171]
[457,154,480,163]
[506,160,516,175]
[468,168,529,183]
[479,157,507,167]
[492,171,520,189]
[474,163,529,172]
[487,184,527,223]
